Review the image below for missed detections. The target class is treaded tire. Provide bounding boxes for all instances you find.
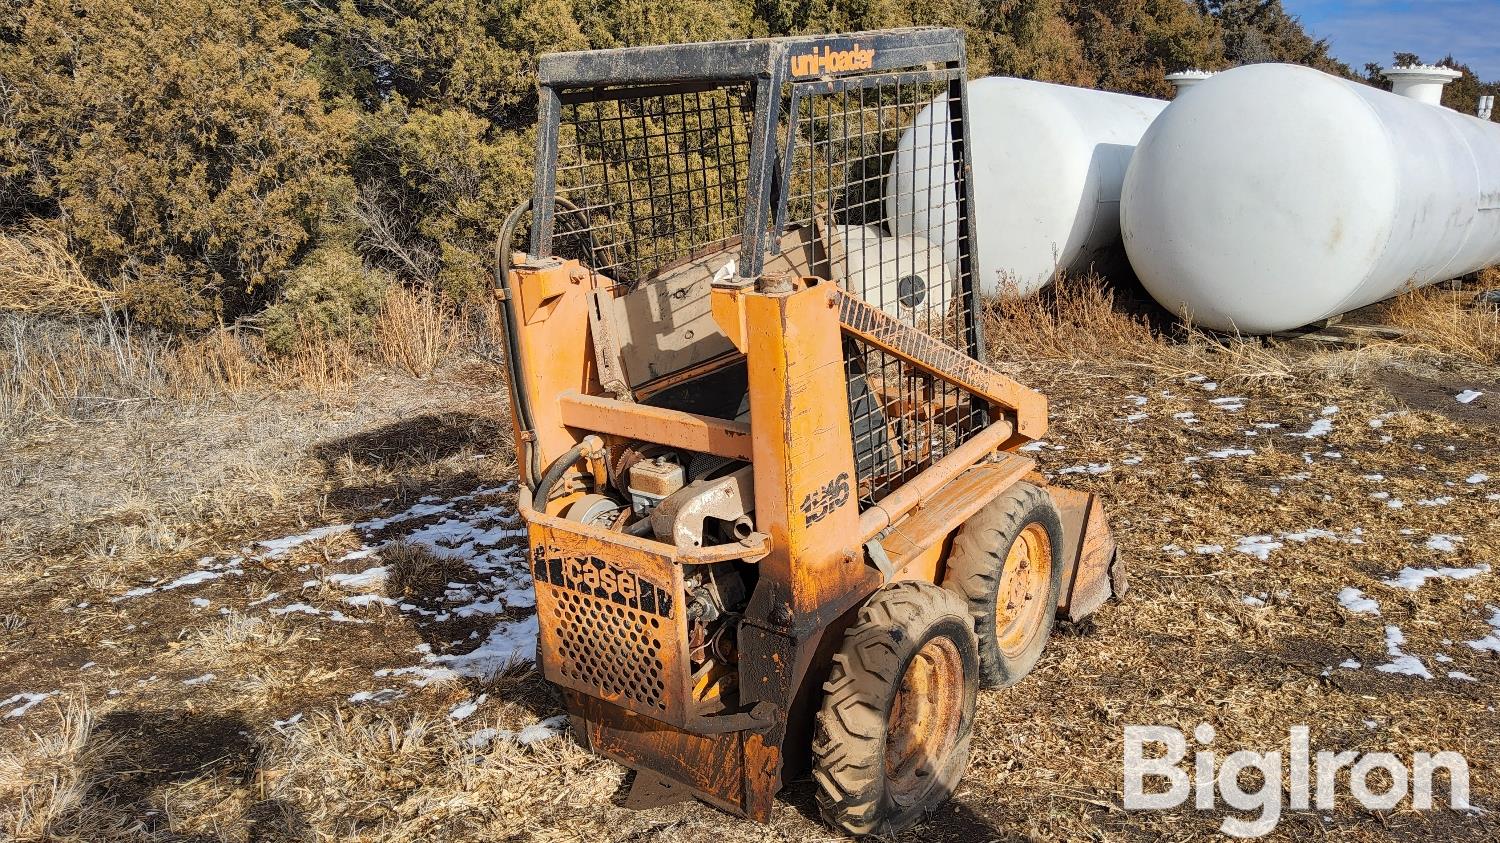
[811,581,979,837]
[942,481,1065,689]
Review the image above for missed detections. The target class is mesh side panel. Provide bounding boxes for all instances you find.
[555,84,755,285]
[780,72,986,506]
[542,586,669,712]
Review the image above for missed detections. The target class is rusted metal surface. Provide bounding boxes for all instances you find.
[557,391,754,461]
[1048,486,1121,621]
[879,456,1034,576]
[857,419,1016,541]
[835,289,1048,439]
[995,522,1053,659]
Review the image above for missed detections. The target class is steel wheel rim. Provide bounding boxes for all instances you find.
[884,635,964,802]
[994,523,1052,660]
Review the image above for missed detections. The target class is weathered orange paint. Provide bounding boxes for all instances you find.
[557,391,754,461]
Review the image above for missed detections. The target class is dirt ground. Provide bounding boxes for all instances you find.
[2,289,1498,842]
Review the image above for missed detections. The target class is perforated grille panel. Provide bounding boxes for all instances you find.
[532,546,685,720]
[546,589,668,711]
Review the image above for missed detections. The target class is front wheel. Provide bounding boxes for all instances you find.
[811,581,979,836]
[943,481,1065,689]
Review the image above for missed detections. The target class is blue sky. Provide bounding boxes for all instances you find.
[1283,1,1500,79]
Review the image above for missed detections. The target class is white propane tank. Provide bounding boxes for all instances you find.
[836,225,954,318]
[886,77,1167,296]
[1121,63,1500,334]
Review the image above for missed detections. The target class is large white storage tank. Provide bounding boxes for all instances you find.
[1121,63,1500,334]
[886,77,1167,296]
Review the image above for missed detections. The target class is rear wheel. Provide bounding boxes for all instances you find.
[812,581,979,836]
[943,482,1065,689]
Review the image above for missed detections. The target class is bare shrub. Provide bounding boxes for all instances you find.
[0,227,118,316]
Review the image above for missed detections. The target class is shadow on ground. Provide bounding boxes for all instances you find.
[76,709,309,842]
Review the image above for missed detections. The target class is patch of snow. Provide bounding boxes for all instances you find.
[1206,448,1254,459]
[1339,659,1362,669]
[1425,534,1465,553]
[1382,564,1490,591]
[1121,456,1143,465]
[1376,626,1432,679]
[270,603,366,623]
[2,692,56,718]
[326,566,388,590]
[272,712,303,730]
[1448,671,1477,682]
[1173,412,1199,424]
[1058,463,1112,475]
[248,592,281,606]
[1417,497,1452,508]
[1124,413,1148,423]
[1466,473,1489,485]
[1241,595,1265,607]
[1195,544,1224,555]
[380,617,539,687]
[515,715,569,745]
[1288,418,1333,438]
[342,594,397,609]
[1466,608,1500,654]
[116,568,242,600]
[448,694,489,721]
[348,688,403,704]
[1126,395,1148,406]
[182,673,216,686]
[258,524,353,558]
[1455,390,1483,404]
[1210,396,1246,411]
[1362,474,1385,482]
[1338,587,1380,615]
[1018,440,1047,452]
[1235,535,1283,560]
[190,597,211,608]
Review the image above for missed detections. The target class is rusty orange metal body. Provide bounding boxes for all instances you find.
[498,29,1123,825]
[504,258,1119,819]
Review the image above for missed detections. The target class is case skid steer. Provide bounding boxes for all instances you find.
[495,28,1124,835]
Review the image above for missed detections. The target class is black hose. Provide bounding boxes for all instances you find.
[494,199,540,490]
[535,441,590,509]
[494,195,592,493]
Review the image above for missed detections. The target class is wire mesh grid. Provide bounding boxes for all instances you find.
[544,64,987,508]
[553,83,755,285]
[779,72,986,505]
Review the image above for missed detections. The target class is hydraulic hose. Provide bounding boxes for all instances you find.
[494,195,591,493]
[535,441,590,510]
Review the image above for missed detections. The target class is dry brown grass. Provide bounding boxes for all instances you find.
[0,698,122,840]
[0,227,118,316]
[1382,285,1500,365]
[374,285,460,378]
[1,289,492,436]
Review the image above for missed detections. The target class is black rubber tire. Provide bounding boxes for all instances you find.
[811,581,979,837]
[942,481,1065,690]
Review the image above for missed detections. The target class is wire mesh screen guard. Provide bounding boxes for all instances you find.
[553,82,755,285]
[780,70,986,506]
[545,65,986,508]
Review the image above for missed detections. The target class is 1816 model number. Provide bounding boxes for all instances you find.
[800,472,850,525]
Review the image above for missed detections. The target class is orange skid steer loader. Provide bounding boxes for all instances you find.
[494,28,1124,835]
